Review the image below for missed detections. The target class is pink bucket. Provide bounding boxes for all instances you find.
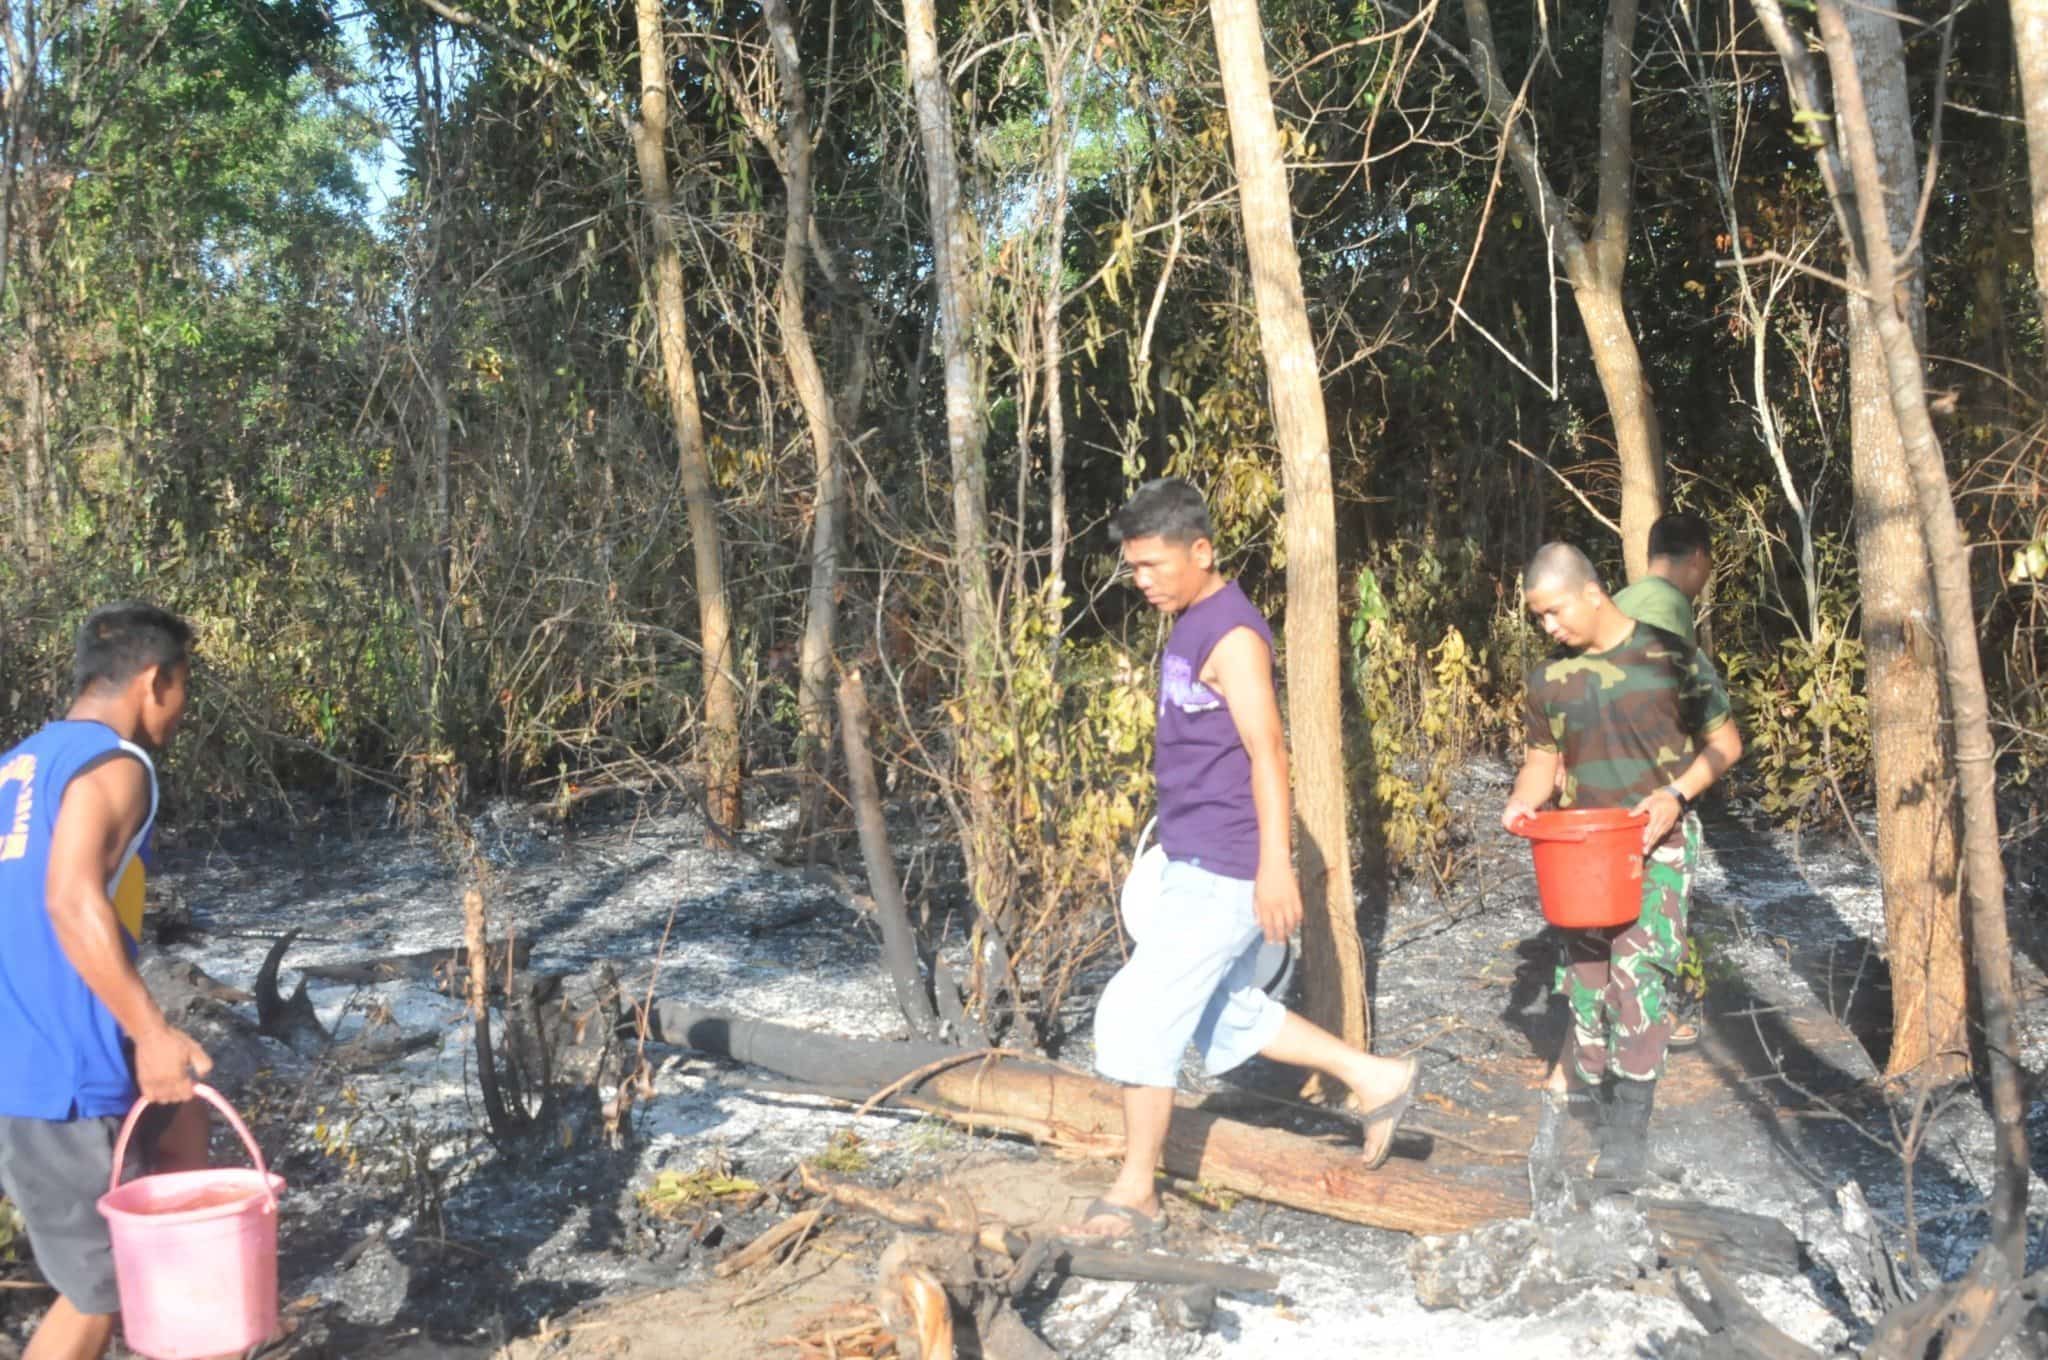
[96,1084,284,1360]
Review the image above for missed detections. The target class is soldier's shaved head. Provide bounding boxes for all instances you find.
[1524,542,1603,596]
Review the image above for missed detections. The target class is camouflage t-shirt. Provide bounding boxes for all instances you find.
[1524,621,1732,822]
[1612,575,1695,649]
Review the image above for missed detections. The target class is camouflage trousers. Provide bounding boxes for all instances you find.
[1557,812,1699,1084]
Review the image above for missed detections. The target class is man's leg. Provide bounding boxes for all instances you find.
[1081,1085,1177,1230]
[1086,862,1262,1236]
[23,1298,115,1360]
[1593,815,1698,1191]
[148,1098,209,1173]
[1559,929,1617,1086]
[1255,1012,1416,1163]
[0,1116,125,1360]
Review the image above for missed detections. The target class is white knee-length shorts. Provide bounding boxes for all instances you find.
[1093,857,1288,1088]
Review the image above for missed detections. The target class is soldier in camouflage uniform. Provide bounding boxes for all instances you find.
[1503,543,1743,1192]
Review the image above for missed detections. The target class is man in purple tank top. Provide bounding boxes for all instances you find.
[1077,479,1420,1242]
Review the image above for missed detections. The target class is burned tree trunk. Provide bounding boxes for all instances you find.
[837,667,939,1035]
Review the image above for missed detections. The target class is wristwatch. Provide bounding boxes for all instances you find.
[1663,783,1692,813]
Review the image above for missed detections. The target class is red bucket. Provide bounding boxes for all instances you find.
[1511,808,1648,928]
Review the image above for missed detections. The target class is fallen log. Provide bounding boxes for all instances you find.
[294,939,533,988]
[1048,1245,1277,1293]
[652,1004,1527,1235]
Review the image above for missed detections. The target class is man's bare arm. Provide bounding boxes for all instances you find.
[45,756,210,1101]
[1632,719,1743,848]
[1206,626,1301,942]
[1502,747,1561,831]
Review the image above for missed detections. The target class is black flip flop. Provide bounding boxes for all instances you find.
[1067,1196,1166,1244]
[1349,1056,1421,1171]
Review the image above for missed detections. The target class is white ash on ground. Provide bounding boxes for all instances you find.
[80,770,2047,1357]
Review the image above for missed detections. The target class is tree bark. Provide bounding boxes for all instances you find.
[1819,4,1971,1081]
[902,0,1009,931]
[1798,0,2032,1271]
[1207,0,1369,1057]
[1459,0,1664,579]
[760,0,845,849]
[901,0,992,653]
[2014,0,2048,332]
[630,0,743,843]
[1022,0,1074,600]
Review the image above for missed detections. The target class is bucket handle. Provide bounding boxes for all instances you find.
[108,1082,275,1210]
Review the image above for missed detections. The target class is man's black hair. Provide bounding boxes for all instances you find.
[1647,512,1712,564]
[1109,477,1215,547]
[74,603,193,695]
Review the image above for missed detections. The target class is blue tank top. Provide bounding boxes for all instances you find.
[1155,580,1275,880]
[0,720,157,1119]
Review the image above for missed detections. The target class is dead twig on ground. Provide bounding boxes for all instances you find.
[716,1208,827,1278]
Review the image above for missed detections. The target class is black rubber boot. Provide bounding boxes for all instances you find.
[1592,1078,1655,1195]
[1565,1075,1612,1132]
[1555,1071,1611,1176]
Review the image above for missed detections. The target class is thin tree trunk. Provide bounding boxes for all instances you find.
[1022,0,1073,600]
[631,0,743,843]
[1459,0,1664,579]
[1207,0,1369,1057]
[838,669,939,1035]
[2014,0,2048,331]
[1817,2,1971,1082]
[1848,322,1969,1079]
[761,0,845,851]
[9,333,45,560]
[410,35,457,680]
[1778,0,2033,1270]
[901,0,993,654]
[902,0,1009,930]
[1576,285,1663,582]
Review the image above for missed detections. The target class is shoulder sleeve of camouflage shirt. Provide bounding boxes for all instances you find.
[1523,660,1559,752]
[1679,645,1733,738]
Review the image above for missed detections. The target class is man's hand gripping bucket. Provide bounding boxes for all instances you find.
[96,1083,285,1360]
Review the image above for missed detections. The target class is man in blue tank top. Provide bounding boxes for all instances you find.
[0,603,213,1360]
[1080,480,1420,1241]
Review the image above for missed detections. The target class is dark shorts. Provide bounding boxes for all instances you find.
[0,1105,177,1315]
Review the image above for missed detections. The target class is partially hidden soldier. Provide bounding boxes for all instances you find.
[1611,511,1711,649]
[1503,544,1742,1193]
[1076,479,1419,1242]
[1611,512,1714,1047]
[0,604,213,1360]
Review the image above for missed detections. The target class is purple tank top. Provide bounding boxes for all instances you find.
[1155,580,1275,880]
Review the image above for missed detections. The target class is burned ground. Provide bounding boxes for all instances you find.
[3,764,2044,1358]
